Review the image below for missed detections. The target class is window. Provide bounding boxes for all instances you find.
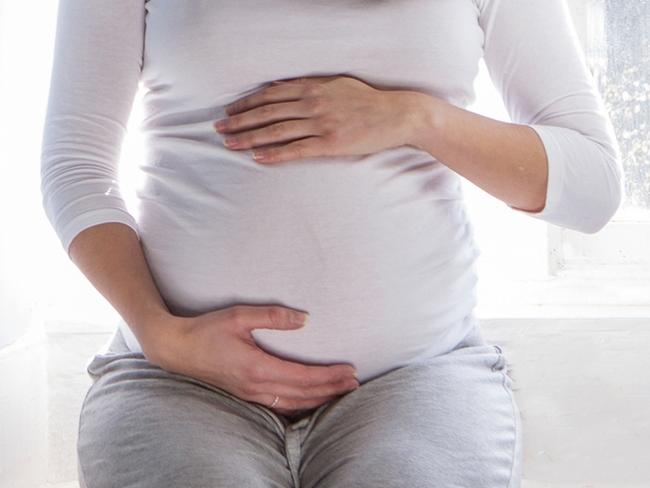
[553,0,650,279]
[464,0,650,317]
[591,0,650,218]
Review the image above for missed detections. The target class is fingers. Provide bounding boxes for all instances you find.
[248,348,357,387]
[232,305,358,386]
[221,118,321,153]
[224,304,360,413]
[233,351,359,414]
[224,82,317,116]
[230,305,309,334]
[215,99,311,135]
[247,375,359,402]
[259,392,345,414]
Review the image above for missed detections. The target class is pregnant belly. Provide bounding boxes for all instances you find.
[133,150,481,383]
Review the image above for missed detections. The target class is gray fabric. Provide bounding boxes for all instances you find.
[77,325,522,487]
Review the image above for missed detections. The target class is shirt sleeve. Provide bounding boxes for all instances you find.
[40,1,145,259]
[477,0,626,234]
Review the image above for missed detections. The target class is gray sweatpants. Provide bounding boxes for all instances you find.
[77,324,522,487]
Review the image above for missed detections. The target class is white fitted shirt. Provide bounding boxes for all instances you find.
[41,0,624,383]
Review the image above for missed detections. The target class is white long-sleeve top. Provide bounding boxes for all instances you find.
[41,0,624,383]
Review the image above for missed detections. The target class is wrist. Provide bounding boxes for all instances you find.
[134,311,187,367]
[401,91,447,153]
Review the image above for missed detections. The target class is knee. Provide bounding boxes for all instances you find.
[78,411,277,488]
[309,442,514,488]
[76,375,286,488]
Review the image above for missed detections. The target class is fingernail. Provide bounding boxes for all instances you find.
[293,312,309,325]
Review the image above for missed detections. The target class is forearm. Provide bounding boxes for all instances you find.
[68,222,176,360]
[404,92,548,212]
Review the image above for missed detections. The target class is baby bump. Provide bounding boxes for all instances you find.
[134,155,481,382]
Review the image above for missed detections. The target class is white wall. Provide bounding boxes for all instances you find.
[0,0,48,348]
[0,2,63,486]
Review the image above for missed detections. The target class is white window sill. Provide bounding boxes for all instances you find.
[476,266,650,319]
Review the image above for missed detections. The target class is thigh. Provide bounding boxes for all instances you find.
[300,336,523,488]
[77,334,293,488]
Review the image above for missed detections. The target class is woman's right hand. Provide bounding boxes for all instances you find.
[144,305,360,416]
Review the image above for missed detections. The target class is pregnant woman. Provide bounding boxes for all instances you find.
[40,1,624,487]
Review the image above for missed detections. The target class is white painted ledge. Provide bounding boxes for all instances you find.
[476,272,650,319]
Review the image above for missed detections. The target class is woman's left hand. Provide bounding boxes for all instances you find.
[213,75,421,164]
